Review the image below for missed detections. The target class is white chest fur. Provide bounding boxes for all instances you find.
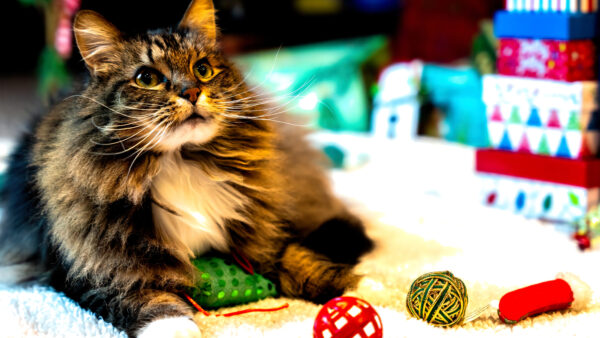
[150,153,248,257]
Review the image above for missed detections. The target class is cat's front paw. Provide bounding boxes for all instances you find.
[137,316,201,338]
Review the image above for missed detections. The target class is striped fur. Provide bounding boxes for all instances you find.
[0,0,373,336]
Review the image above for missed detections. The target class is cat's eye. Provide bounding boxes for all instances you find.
[193,60,214,80]
[134,68,165,88]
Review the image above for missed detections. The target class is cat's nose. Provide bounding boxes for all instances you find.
[180,87,201,105]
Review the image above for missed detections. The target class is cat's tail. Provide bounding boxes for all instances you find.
[0,262,41,285]
[0,238,43,284]
[0,227,44,285]
[0,216,45,285]
[0,227,43,284]
[0,134,45,285]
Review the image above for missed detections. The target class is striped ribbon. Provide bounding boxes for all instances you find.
[507,0,597,11]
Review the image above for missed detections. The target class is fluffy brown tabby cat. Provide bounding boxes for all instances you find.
[0,0,373,336]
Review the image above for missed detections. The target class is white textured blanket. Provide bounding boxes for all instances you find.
[2,139,600,337]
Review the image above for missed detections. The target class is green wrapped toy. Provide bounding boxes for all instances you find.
[187,256,278,310]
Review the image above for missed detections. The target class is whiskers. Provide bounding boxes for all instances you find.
[63,94,174,179]
[63,47,327,177]
[214,47,328,127]
[213,75,319,127]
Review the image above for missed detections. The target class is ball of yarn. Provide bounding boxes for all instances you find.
[313,296,383,338]
[406,271,468,327]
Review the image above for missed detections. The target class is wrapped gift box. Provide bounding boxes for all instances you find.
[486,104,600,158]
[476,149,600,186]
[477,149,600,222]
[494,11,598,39]
[479,173,598,222]
[419,65,488,147]
[497,38,596,81]
[482,75,597,111]
[233,36,389,132]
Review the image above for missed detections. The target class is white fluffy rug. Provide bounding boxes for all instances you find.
[2,138,600,337]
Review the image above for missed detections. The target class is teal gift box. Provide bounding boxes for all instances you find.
[233,36,389,132]
[421,65,489,147]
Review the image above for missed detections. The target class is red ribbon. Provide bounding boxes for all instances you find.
[184,292,289,317]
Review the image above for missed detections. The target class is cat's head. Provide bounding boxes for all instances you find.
[73,0,265,154]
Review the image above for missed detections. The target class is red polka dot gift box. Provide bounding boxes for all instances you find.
[497,38,596,82]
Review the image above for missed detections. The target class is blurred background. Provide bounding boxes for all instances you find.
[0,0,503,141]
[6,3,600,335]
[7,1,598,248]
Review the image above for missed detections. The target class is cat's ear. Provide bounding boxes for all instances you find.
[73,10,122,75]
[179,0,217,43]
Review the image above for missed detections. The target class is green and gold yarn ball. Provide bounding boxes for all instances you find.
[406,271,468,327]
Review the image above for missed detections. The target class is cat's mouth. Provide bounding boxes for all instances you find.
[186,114,206,123]
[180,110,211,126]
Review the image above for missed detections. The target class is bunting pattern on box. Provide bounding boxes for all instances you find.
[483,75,597,110]
[486,104,599,158]
[480,3,600,227]
[506,0,598,12]
[480,173,599,222]
[498,38,596,81]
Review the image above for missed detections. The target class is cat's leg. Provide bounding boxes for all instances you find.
[277,215,374,303]
[229,215,373,304]
[277,243,361,304]
[63,282,200,338]
[94,290,201,338]
[138,316,200,338]
[126,291,200,338]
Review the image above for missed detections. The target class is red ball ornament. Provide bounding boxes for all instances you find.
[573,233,591,250]
[313,296,383,338]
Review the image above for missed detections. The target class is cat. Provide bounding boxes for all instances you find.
[0,0,373,337]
